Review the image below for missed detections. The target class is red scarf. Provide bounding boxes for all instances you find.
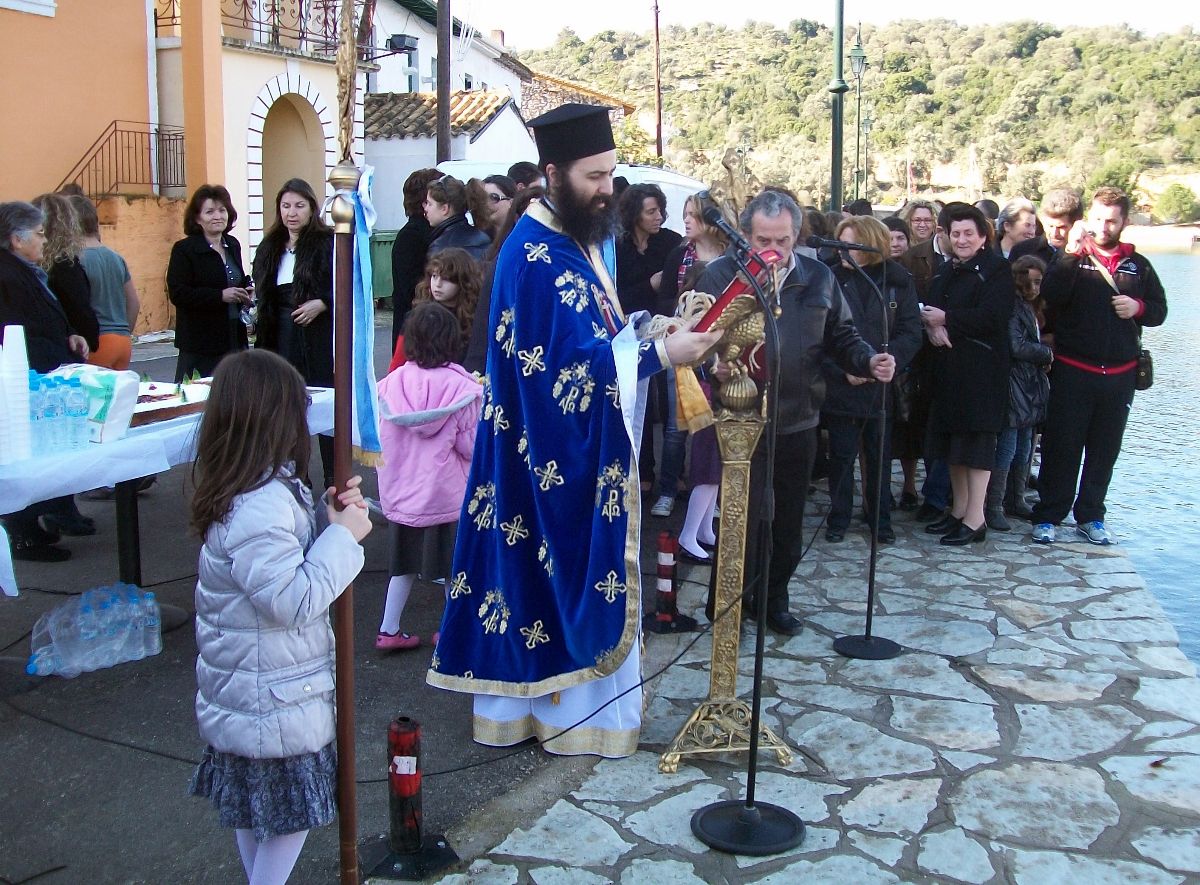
[1084,241,1134,275]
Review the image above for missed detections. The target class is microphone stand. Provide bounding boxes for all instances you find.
[691,242,805,855]
[832,256,902,661]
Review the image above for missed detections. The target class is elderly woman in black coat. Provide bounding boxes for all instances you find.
[166,184,251,382]
[251,177,335,487]
[822,216,923,544]
[0,201,91,561]
[919,203,1016,545]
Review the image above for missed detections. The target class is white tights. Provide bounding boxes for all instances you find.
[678,483,719,558]
[235,828,308,885]
[379,574,415,634]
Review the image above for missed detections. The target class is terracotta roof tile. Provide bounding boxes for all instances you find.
[364,90,515,140]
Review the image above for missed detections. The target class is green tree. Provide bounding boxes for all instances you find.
[1085,158,1140,196]
[1156,184,1200,223]
[614,117,662,167]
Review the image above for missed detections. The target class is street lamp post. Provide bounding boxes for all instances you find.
[861,114,874,200]
[828,0,849,212]
[849,29,867,200]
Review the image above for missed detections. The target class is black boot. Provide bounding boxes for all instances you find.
[985,466,1011,532]
[1005,459,1034,520]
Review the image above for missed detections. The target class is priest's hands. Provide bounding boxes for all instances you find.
[664,325,724,367]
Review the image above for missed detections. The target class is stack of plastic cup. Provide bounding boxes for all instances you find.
[0,325,31,465]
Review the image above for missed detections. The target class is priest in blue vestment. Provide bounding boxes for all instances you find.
[427,105,722,757]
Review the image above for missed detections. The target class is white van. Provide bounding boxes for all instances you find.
[434,160,706,235]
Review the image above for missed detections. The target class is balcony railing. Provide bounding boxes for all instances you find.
[155,0,371,60]
[57,121,186,199]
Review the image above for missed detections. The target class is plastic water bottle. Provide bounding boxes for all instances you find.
[26,646,63,676]
[41,379,66,452]
[120,586,146,661]
[64,378,90,449]
[28,373,44,451]
[142,591,162,657]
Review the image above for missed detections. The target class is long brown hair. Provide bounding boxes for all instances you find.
[190,350,311,536]
[31,193,83,267]
[413,247,481,344]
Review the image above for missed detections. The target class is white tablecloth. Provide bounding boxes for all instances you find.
[0,387,335,512]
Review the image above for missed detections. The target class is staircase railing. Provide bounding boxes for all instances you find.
[57,121,186,199]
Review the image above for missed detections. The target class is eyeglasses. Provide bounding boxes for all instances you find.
[488,193,511,204]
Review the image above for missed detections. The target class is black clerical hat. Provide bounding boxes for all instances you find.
[528,103,616,167]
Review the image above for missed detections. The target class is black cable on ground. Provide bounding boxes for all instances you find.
[0,864,68,885]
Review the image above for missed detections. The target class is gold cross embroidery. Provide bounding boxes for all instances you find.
[534,460,564,492]
[525,242,551,263]
[520,620,551,650]
[500,514,530,546]
[594,570,626,604]
[449,572,472,599]
[517,345,546,377]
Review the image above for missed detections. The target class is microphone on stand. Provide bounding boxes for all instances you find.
[805,235,882,254]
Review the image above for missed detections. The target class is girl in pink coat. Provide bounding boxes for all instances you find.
[375,302,482,650]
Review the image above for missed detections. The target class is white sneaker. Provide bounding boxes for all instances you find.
[1076,521,1112,545]
[650,496,674,517]
[1031,523,1056,544]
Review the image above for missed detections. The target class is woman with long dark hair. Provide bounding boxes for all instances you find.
[167,184,251,382]
[252,177,335,487]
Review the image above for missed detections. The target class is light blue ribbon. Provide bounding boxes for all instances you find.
[337,166,382,459]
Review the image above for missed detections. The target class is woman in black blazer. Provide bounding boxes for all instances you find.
[166,185,250,382]
[251,178,335,486]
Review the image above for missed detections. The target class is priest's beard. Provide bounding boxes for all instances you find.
[553,177,618,247]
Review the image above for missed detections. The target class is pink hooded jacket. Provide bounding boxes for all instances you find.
[376,362,482,527]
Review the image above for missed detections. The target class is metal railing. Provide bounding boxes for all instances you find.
[57,122,186,198]
[155,0,371,59]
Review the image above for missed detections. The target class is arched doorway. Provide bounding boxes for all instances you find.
[260,94,327,231]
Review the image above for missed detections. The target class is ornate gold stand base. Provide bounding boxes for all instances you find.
[659,698,793,773]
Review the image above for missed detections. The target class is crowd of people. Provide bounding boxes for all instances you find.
[0,103,1169,882]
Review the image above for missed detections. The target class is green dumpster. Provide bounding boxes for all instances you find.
[370,230,398,307]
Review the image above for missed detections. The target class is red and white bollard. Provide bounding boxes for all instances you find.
[643,531,698,634]
[367,715,458,880]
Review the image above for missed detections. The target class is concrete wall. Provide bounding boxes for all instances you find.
[367,134,467,231]
[463,108,537,166]
[370,2,522,101]
[95,194,186,335]
[0,0,154,200]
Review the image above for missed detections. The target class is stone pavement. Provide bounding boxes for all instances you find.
[399,513,1200,885]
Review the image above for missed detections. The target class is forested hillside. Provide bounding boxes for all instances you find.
[521,20,1200,207]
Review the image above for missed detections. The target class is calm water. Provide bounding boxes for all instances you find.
[1104,252,1200,662]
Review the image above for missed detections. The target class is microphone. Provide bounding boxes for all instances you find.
[806,235,881,254]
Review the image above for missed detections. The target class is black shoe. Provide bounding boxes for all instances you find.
[876,527,896,544]
[825,528,846,543]
[40,512,96,537]
[766,611,804,635]
[677,547,712,565]
[914,501,942,522]
[12,538,71,562]
[985,509,1011,532]
[82,486,116,501]
[136,475,157,493]
[940,522,987,546]
[925,514,960,534]
[897,492,919,512]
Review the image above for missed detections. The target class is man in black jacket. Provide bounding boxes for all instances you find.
[1010,188,1083,270]
[1031,187,1167,545]
[698,190,895,634]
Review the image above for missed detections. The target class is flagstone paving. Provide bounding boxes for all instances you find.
[389,516,1200,884]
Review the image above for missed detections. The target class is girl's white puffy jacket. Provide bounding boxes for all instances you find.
[193,475,364,759]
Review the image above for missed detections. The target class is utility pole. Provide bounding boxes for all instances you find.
[828,0,849,212]
[653,0,663,158]
[436,0,451,162]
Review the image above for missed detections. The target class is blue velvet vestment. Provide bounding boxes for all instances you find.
[427,202,667,697]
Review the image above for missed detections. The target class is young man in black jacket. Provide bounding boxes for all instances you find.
[1031,187,1167,545]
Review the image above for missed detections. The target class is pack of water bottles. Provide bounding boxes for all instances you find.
[26,584,163,678]
[27,371,91,453]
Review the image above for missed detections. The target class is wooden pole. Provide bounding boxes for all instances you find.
[332,2,361,880]
[436,0,451,162]
[328,164,360,885]
[653,0,663,159]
